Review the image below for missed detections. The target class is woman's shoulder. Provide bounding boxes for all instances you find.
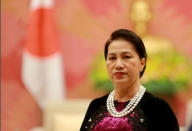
[141,91,170,107]
[89,94,109,108]
[141,92,179,130]
[140,91,176,119]
[80,94,109,130]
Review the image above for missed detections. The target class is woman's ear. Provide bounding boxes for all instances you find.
[140,58,146,72]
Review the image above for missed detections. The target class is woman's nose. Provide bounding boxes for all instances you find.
[115,59,124,70]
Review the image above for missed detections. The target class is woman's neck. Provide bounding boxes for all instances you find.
[114,81,140,102]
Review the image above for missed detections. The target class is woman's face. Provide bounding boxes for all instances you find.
[106,39,145,86]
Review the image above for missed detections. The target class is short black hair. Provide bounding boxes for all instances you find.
[104,29,147,78]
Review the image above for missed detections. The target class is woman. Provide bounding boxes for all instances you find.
[80,29,179,131]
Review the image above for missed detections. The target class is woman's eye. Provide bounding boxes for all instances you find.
[108,57,116,60]
[123,56,131,59]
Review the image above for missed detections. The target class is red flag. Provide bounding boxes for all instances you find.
[22,0,65,108]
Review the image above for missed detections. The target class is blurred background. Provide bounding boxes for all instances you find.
[2,0,192,130]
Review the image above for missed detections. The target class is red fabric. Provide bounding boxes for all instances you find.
[26,8,59,57]
[1,80,42,131]
[82,0,121,17]
[162,0,192,20]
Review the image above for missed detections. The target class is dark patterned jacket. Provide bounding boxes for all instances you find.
[80,92,179,131]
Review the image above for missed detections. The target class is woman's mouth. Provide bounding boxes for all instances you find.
[114,72,125,77]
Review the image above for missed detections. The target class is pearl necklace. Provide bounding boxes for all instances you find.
[106,85,146,117]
